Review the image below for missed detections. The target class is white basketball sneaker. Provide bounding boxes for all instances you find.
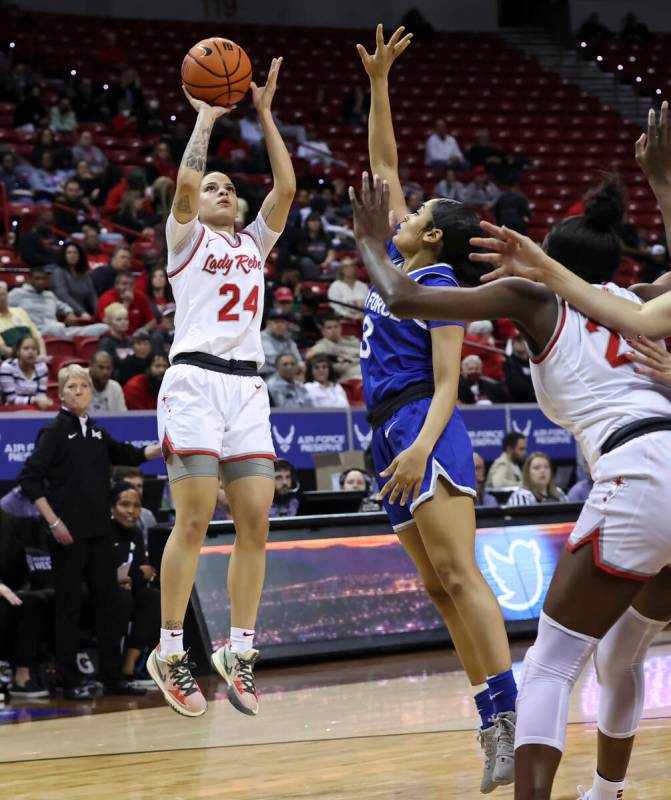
[477,725,498,793]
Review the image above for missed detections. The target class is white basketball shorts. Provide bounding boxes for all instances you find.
[157,363,276,464]
[567,430,671,580]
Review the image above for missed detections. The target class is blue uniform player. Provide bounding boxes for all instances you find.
[357,25,518,794]
[361,242,476,531]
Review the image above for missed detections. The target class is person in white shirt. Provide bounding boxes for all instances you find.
[327,257,369,320]
[304,355,349,408]
[88,351,127,413]
[424,119,465,169]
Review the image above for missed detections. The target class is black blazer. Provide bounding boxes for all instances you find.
[19,409,146,540]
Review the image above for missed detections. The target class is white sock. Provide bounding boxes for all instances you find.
[590,770,625,799]
[230,626,254,653]
[159,628,184,659]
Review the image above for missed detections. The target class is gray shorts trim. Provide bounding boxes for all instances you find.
[166,453,219,484]
[219,457,275,486]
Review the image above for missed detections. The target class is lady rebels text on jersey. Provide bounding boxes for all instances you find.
[165,212,281,367]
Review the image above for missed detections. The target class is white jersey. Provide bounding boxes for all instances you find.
[165,212,281,368]
[529,284,671,469]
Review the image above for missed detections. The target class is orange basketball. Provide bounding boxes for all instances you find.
[181,37,252,108]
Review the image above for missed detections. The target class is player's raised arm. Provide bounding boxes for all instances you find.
[255,58,296,232]
[351,173,552,326]
[172,90,230,224]
[357,24,413,220]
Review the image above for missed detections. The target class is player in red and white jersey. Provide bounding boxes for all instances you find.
[350,171,671,800]
[147,58,296,719]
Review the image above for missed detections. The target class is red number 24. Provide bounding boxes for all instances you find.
[585,319,629,368]
[218,284,259,321]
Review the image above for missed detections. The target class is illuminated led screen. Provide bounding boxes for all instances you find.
[195,518,574,659]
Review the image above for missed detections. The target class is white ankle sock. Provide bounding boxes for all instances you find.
[230,626,254,653]
[591,770,625,799]
[159,628,184,659]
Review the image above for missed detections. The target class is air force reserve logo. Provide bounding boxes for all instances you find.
[512,418,533,439]
[484,539,543,612]
[272,425,295,454]
[353,423,372,451]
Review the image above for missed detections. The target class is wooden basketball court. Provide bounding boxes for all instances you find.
[2,639,670,799]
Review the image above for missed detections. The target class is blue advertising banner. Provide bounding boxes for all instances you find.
[269,410,349,469]
[509,405,576,460]
[461,407,507,461]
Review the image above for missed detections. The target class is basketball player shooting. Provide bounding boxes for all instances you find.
[146,56,296,718]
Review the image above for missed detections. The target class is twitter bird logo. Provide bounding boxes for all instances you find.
[484,539,543,612]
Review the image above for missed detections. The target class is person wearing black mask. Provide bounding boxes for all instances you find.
[18,364,161,699]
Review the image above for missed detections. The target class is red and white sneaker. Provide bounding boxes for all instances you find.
[146,646,207,717]
[211,644,259,716]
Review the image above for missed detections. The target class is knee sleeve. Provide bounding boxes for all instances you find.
[595,606,667,738]
[515,612,598,752]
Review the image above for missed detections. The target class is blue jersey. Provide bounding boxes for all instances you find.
[360,247,464,410]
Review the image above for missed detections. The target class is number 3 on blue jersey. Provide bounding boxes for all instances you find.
[360,314,374,359]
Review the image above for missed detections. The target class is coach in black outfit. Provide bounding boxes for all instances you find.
[19,363,161,699]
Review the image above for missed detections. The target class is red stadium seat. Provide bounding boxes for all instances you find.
[44,338,78,360]
[75,336,101,361]
[340,379,364,406]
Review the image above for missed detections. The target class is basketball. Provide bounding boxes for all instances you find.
[181,37,252,108]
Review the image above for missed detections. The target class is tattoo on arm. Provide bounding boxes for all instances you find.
[182,120,213,174]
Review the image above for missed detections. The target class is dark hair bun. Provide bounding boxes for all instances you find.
[584,180,625,231]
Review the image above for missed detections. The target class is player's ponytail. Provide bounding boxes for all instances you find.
[427,199,486,287]
[544,178,625,284]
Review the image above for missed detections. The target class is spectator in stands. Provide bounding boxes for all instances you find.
[458,355,507,404]
[73,160,101,203]
[327,257,368,320]
[260,310,303,377]
[341,85,370,126]
[108,68,145,119]
[145,265,174,322]
[81,228,109,269]
[504,331,535,402]
[466,129,506,172]
[462,320,504,380]
[424,119,465,170]
[88,351,127,413]
[405,191,425,214]
[621,12,651,43]
[473,453,497,507]
[269,459,301,518]
[71,130,108,176]
[398,165,423,197]
[462,167,500,211]
[18,364,159,699]
[96,31,128,70]
[102,168,146,219]
[0,334,51,408]
[28,151,68,200]
[287,187,313,228]
[304,354,349,408]
[267,353,313,408]
[116,190,156,233]
[108,482,159,682]
[486,432,528,488]
[239,107,266,171]
[216,122,254,172]
[13,84,46,131]
[0,280,46,359]
[91,245,132,295]
[433,168,465,201]
[293,212,336,280]
[96,272,155,336]
[505,452,568,506]
[151,304,175,354]
[147,141,177,182]
[644,243,669,282]
[9,266,108,338]
[123,351,168,410]
[271,286,301,329]
[53,178,90,234]
[30,127,58,167]
[110,467,157,545]
[494,180,530,235]
[51,241,98,319]
[306,314,362,382]
[48,96,77,133]
[578,12,612,45]
[0,151,31,200]
[17,211,60,268]
[117,329,152,385]
[567,462,593,503]
[73,77,108,123]
[97,303,132,377]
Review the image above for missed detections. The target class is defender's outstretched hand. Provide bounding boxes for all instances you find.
[251,57,283,113]
[356,24,413,80]
[350,172,393,244]
[636,100,671,188]
[470,221,552,283]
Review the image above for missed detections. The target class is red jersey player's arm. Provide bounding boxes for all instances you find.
[357,25,413,221]
[172,90,231,224]
[255,58,296,232]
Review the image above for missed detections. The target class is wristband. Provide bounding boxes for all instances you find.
[48,518,61,529]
